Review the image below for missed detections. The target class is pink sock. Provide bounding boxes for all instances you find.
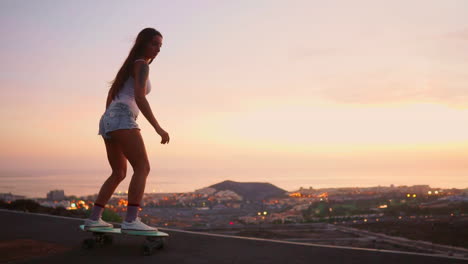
[125,204,140,222]
[89,203,105,221]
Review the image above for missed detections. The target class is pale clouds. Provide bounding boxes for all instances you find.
[443,28,468,40]
[315,67,468,107]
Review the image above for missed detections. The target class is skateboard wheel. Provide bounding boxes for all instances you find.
[82,238,95,249]
[157,237,166,249]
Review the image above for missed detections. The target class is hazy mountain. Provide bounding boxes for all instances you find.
[208,180,288,201]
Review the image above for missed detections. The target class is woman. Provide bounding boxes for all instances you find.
[84,28,170,233]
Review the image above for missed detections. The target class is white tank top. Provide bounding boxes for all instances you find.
[110,59,152,117]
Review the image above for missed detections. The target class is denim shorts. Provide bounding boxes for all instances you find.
[98,102,140,140]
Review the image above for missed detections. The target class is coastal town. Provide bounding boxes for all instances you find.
[1,181,466,227]
[1,181,467,256]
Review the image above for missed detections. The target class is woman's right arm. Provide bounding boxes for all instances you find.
[133,61,162,132]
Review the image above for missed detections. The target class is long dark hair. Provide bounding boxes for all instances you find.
[107,28,162,100]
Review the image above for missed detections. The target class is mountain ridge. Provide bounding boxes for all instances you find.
[208,180,288,201]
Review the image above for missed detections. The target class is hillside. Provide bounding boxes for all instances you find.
[208,180,288,201]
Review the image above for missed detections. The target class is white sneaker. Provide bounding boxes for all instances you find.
[121,217,158,233]
[84,218,114,230]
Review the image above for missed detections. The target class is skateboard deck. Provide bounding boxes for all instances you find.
[79,224,169,255]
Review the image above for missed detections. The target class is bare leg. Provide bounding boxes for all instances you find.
[127,167,149,204]
[94,137,127,206]
[95,172,125,205]
[107,128,150,205]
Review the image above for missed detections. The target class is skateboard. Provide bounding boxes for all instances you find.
[79,224,169,256]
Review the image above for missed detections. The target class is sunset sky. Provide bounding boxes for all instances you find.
[1,0,467,196]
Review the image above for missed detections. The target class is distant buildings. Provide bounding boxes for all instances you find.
[0,193,25,202]
[214,190,243,202]
[419,195,468,208]
[47,190,65,201]
[194,187,217,197]
[39,200,71,209]
[290,184,437,198]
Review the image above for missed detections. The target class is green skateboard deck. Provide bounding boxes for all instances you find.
[79,224,169,255]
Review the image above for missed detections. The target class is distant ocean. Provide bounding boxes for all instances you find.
[0,168,465,199]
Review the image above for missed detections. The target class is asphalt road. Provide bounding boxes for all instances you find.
[0,209,466,264]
